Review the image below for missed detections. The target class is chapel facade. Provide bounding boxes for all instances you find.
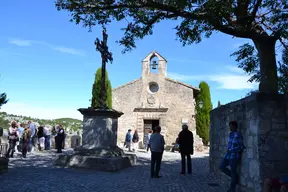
[112,51,204,149]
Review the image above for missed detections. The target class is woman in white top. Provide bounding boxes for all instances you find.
[6,121,19,158]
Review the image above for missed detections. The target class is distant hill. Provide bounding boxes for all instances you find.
[0,112,82,134]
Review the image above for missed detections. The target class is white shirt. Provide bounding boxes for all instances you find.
[44,127,51,136]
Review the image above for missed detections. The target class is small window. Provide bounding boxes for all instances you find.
[149,82,159,93]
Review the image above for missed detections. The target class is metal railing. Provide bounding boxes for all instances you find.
[0,143,8,157]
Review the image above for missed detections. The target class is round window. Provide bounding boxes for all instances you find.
[149,82,159,93]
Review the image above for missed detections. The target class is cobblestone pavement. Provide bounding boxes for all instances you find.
[0,149,226,192]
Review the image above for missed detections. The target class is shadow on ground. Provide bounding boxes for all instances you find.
[1,150,226,192]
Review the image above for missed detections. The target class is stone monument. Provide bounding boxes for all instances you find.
[54,28,136,172]
[0,127,9,173]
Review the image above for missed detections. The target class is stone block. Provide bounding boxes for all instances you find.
[246,136,254,148]
[54,152,136,172]
[0,157,9,173]
[247,149,253,159]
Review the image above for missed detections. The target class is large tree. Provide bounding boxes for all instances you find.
[231,44,288,94]
[91,67,112,109]
[0,92,8,109]
[196,81,212,145]
[56,0,287,94]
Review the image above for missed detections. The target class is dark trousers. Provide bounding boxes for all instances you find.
[45,135,51,150]
[55,136,63,153]
[151,151,163,177]
[181,152,192,174]
[218,158,239,192]
[22,139,29,158]
[17,139,23,152]
[7,140,17,158]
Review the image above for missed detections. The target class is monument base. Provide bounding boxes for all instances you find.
[54,146,137,172]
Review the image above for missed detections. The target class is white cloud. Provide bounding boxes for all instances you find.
[8,38,85,56]
[0,102,82,120]
[9,39,32,46]
[167,65,258,90]
[53,47,85,56]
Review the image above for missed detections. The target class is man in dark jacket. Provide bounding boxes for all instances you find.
[178,124,194,175]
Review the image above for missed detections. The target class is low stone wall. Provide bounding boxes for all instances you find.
[50,134,82,149]
[209,93,288,192]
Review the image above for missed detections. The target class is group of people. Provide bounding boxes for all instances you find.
[124,124,194,179]
[124,129,140,152]
[5,120,66,158]
[125,121,288,192]
[148,124,194,178]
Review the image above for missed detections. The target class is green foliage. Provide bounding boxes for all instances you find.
[196,81,212,146]
[56,0,287,94]
[0,114,9,129]
[231,44,288,94]
[91,67,112,109]
[0,111,82,132]
[56,0,287,51]
[0,92,8,109]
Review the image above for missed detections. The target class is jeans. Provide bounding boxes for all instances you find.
[45,135,51,150]
[28,138,33,152]
[219,158,239,192]
[151,151,163,177]
[181,152,192,174]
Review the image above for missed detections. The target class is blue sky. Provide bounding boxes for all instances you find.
[0,1,275,120]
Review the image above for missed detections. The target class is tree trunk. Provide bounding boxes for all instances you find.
[252,37,278,94]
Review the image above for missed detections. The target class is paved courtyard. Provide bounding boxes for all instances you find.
[0,149,226,192]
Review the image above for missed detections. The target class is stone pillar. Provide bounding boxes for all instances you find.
[80,112,118,149]
[75,108,123,152]
[54,108,137,172]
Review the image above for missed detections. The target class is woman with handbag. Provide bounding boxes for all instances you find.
[6,121,19,158]
[22,126,31,158]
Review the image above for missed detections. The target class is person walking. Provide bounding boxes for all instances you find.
[55,125,65,153]
[27,120,36,152]
[17,123,25,152]
[149,126,165,178]
[125,129,132,152]
[145,130,152,152]
[22,126,31,158]
[6,121,19,158]
[178,124,194,175]
[132,130,139,151]
[37,126,45,151]
[44,126,51,150]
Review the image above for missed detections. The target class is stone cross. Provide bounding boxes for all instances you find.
[94,27,113,109]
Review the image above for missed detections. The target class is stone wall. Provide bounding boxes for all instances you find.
[209,93,288,192]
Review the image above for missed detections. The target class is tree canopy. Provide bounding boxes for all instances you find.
[56,0,288,94]
[0,92,8,109]
[231,44,288,94]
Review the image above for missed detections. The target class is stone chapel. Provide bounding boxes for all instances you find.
[112,51,204,150]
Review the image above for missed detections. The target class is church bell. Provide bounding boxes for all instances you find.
[151,60,158,70]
